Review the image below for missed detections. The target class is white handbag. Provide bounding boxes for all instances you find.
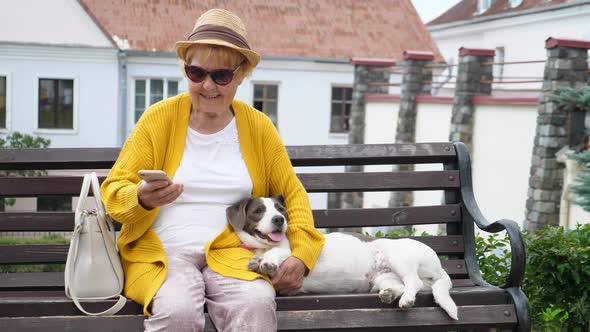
[64,172,126,316]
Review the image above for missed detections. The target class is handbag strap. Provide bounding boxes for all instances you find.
[76,172,106,218]
[71,294,127,316]
[75,172,117,245]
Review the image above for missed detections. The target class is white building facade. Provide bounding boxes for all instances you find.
[429,1,590,91]
[0,0,120,147]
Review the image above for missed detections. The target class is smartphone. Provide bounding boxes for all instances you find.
[138,170,172,183]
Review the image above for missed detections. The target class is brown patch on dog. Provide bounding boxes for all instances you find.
[226,197,268,238]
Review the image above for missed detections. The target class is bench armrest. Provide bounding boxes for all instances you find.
[454,142,526,289]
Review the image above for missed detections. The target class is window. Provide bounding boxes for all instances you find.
[494,46,505,82]
[134,79,179,122]
[253,84,278,127]
[509,0,523,7]
[38,78,74,129]
[476,0,494,14]
[37,196,72,212]
[0,76,6,129]
[330,86,352,133]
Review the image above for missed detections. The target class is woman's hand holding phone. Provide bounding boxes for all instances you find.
[137,170,183,210]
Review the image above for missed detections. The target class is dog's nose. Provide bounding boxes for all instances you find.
[272,216,284,227]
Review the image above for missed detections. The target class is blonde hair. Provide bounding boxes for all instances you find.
[183,44,255,79]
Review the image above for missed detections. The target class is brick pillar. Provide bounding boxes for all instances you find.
[389,51,434,208]
[449,48,494,152]
[524,37,590,232]
[346,58,395,209]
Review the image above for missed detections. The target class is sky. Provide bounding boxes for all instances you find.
[411,0,462,23]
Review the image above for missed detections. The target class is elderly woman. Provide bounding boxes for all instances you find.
[101,8,325,332]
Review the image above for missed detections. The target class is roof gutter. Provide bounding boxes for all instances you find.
[117,50,128,146]
[125,50,352,64]
[428,0,590,32]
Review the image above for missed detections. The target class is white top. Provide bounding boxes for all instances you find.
[151,118,253,249]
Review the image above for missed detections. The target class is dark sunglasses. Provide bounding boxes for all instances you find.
[184,63,243,86]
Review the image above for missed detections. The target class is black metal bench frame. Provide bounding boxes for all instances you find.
[0,142,530,331]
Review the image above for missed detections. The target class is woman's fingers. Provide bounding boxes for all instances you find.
[138,180,183,209]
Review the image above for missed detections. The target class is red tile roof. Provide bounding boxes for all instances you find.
[429,0,569,26]
[80,0,442,61]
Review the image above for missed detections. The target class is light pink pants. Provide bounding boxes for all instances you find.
[144,246,277,332]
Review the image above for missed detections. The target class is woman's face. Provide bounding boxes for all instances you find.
[186,48,243,115]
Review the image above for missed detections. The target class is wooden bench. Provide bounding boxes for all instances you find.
[0,142,530,331]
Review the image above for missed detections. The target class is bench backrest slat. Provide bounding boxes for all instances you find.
[0,171,460,196]
[0,236,464,265]
[0,148,120,170]
[0,143,455,170]
[0,204,461,231]
[299,171,459,192]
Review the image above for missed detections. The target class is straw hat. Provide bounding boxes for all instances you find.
[175,9,260,68]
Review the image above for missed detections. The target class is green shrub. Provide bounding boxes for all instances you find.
[0,234,68,273]
[523,224,590,331]
[0,131,51,209]
[372,225,590,330]
[475,232,511,286]
[476,225,590,331]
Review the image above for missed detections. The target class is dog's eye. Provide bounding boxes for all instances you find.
[254,207,264,214]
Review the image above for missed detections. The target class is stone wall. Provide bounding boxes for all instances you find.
[524,38,590,231]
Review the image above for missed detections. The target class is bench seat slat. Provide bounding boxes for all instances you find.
[0,144,456,171]
[0,237,464,264]
[0,305,517,330]
[0,286,509,317]
[0,205,462,231]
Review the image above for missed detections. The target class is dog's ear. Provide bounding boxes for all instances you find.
[273,194,286,208]
[226,197,251,231]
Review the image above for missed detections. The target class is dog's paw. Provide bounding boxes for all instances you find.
[259,260,279,276]
[247,255,263,272]
[378,288,396,304]
[398,293,416,309]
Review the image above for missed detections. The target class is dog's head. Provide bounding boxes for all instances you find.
[226,195,288,249]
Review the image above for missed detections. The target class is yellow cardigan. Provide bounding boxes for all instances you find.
[101,93,325,316]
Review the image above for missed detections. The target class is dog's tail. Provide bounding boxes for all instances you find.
[431,268,458,320]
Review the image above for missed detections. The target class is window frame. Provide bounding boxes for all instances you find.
[0,72,11,133]
[34,75,79,134]
[494,46,505,83]
[251,82,280,128]
[130,77,181,128]
[329,85,353,134]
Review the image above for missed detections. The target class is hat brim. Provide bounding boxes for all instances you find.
[175,39,260,68]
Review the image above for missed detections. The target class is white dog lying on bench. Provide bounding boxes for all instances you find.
[227,195,458,320]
